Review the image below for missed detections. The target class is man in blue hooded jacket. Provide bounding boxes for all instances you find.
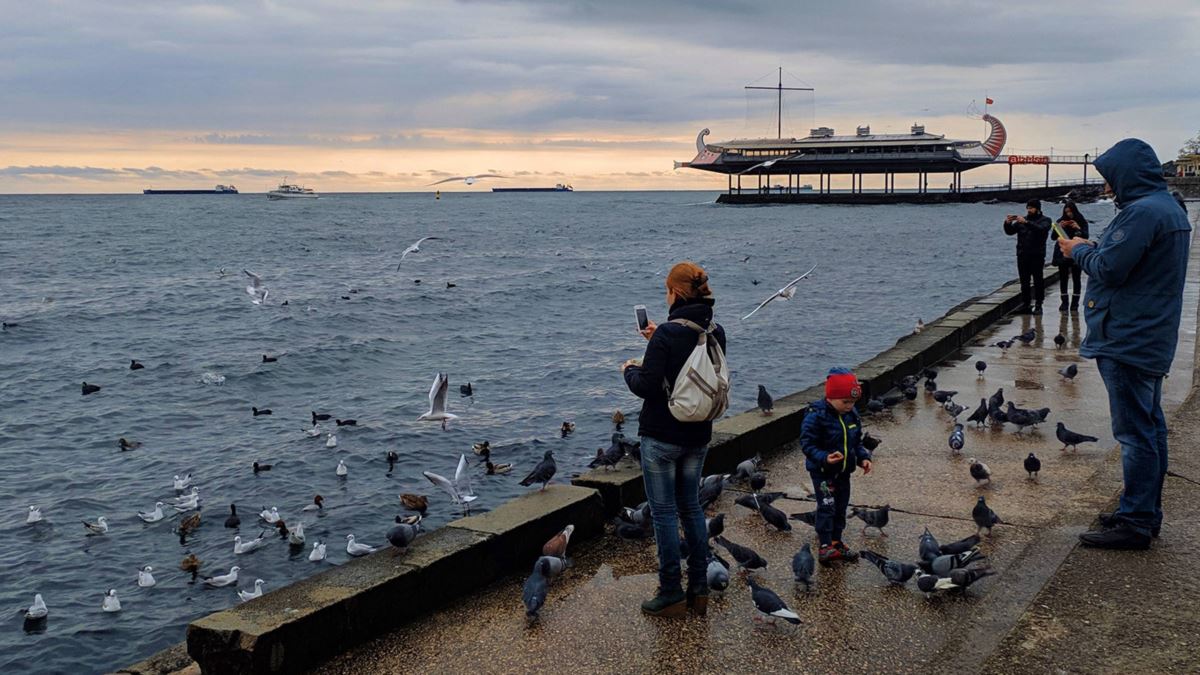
[1058,138,1192,550]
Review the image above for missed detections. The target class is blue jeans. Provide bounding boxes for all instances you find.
[639,436,709,592]
[811,472,851,546]
[1096,357,1168,535]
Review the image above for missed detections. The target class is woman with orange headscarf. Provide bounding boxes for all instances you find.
[622,261,727,618]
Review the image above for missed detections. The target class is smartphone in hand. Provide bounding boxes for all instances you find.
[634,305,649,332]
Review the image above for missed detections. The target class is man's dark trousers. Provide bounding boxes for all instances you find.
[1017,256,1045,309]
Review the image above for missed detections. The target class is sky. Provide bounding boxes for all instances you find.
[2,0,1197,193]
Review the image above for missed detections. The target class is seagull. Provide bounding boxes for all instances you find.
[101,589,121,613]
[345,534,377,556]
[138,502,165,523]
[326,432,337,448]
[427,174,506,186]
[914,318,924,334]
[25,594,48,621]
[259,506,280,524]
[83,516,109,535]
[308,541,327,562]
[423,454,478,505]
[417,373,459,430]
[238,579,265,603]
[26,505,43,524]
[234,534,267,554]
[305,425,322,438]
[336,460,348,477]
[288,521,306,546]
[138,566,156,588]
[738,153,803,175]
[396,236,441,269]
[243,269,269,305]
[173,474,192,491]
[202,566,240,587]
[742,264,818,320]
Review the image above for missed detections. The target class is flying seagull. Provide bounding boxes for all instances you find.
[243,270,268,305]
[423,454,478,506]
[427,174,506,186]
[738,153,803,175]
[396,236,441,270]
[417,372,459,430]
[742,264,818,321]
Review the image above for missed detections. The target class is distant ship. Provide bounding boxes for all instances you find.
[492,184,573,193]
[143,185,238,195]
[267,180,318,200]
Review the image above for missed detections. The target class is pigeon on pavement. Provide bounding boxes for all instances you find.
[938,533,981,555]
[1056,422,1099,451]
[972,496,1001,536]
[1059,364,1079,380]
[949,423,965,453]
[861,550,918,585]
[746,577,801,625]
[792,543,815,591]
[519,451,557,490]
[969,458,991,485]
[757,385,774,415]
[851,505,890,536]
[966,399,988,427]
[715,536,768,573]
[1024,452,1042,479]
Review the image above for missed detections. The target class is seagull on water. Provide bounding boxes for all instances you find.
[83,516,109,535]
[326,432,337,448]
[288,521,306,546]
[336,459,348,477]
[173,474,192,491]
[427,174,506,187]
[238,579,265,602]
[203,566,240,587]
[26,506,43,524]
[345,534,377,556]
[234,533,268,554]
[417,372,459,430]
[742,264,818,320]
[423,454,478,506]
[138,502,165,523]
[138,566,156,588]
[25,594,48,620]
[243,270,269,305]
[102,589,121,613]
[396,236,441,269]
[259,506,281,524]
[309,541,327,562]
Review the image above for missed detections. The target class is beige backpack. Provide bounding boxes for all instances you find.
[666,319,730,422]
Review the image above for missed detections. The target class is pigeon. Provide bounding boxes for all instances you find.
[944,401,966,420]
[396,236,441,269]
[588,436,625,470]
[102,589,121,613]
[919,547,985,576]
[336,460,348,477]
[387,518,423,554]
[345,534,377,556]
[757,385,774,415]
[749,472,767,493]
[899,374,920,389]
[707,555,731,593]
[26,505,43,524]
[735,491,785,511]
[25,594,48,621]
[862,432,882,451]
[118,437,141,451]
[757,499,792,532]
[994,339,1014,351]
[535,555,567,579]
[932,390,958,404]
[416,372,459,430]
[698,474,726,509]
[949,566,998,590]
[916,573,961,594]
[423,454,477,505]
[918,527,941,562]
[523,557,551,623]
[1005,404,1041,433]
[922,368,938,381]
[714,536,768,572]
[138,502,165,523]
[923,378,938,393]
[733,456,763,482]
[82,382,101,396]
[948,424,965,453]
[203,566,240,587]
[83,516,109,535]
[233,534,267,554]
[309,541,327,562]
[1054,333,1066,348]
[972,496,1001,535]
[706,513,726,540]
[975,360,987,377]
[1057,422,1098,451]
[963,400,988,428]
[519,451,557,490]
[861,550,918,585]
[130,359,145,370]
[792,543,816,591]
[252,406,272,416]
[262,355,277,363]
[1024,452,1042,479]
[741,264,818,320]
[613,518,651,540]
[335,418,357,426]
[969,458,991,485]
[988,388,1005,412]
[988,406,1008,427]
[789,510,818,527]
[903,386,918,400]
[1059,363,1079,380]
[938,533,982,555]
[1015,328,1037,344]
[866,397,885,413]
[851,505,890,536]
[542,524,574,558]
[881,393,907,408]
[243,269,269,304]
[138,565,156,588]
[460,382,473,397]
[238,579,266,603]
[745,577,801,625]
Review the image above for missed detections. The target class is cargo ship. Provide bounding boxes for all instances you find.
[492,184,573,192]
[143,185,238,195]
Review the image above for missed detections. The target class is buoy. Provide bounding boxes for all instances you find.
[435,190,440,200]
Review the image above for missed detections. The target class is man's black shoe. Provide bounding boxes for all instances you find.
[1097,512,1160,537]
[1079,522,1152,550]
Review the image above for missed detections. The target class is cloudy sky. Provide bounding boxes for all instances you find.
[2,1,1197,192]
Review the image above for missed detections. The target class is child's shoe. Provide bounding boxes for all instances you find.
[817,544,843,566]
[833,541,859,562]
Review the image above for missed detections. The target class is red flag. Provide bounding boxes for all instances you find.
[985,97,994,105]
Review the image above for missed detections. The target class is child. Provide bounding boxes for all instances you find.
[801,367,874,564]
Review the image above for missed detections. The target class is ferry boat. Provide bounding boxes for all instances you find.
[143,185,238,195]
[491,183,573,193]
[267,181,318,200]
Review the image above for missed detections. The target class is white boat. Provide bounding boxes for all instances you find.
[268,180,318,200]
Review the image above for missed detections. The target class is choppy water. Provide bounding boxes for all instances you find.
[0,192,1113,672]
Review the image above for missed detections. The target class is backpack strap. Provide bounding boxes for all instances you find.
[670,318,713,334]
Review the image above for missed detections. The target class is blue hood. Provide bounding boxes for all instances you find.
[1093,138,1167,206]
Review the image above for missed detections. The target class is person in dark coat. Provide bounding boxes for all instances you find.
[800,368,873,564]
[1050,200,1090,312]
[623,261,727,617]
[1058,138,1192,550]
[1004,199,1053,313]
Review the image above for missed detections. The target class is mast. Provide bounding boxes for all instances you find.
[745,67,813,139]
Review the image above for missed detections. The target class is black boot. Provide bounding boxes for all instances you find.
[1059,294,1069,312]
[1097,512,1159,538]
[641,587,686,617]
[1071,295,1080,312]
[1079,521,1152,550]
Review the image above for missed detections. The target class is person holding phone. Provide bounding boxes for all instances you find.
[621,261,726,618]
[1003,199,1053,314]
[1050,200,1089,312]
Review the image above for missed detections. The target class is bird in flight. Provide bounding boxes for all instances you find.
[738,153,803,175]
[427,174,506,186]
[397,237,440,270]
[741,264,817,320]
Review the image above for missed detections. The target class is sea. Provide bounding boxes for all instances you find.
[0,191,1114,673]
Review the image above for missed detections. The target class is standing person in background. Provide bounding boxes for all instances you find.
[622,261,727,617]
[1051,200,1089,313]
[1058,138,1192,550]
[1004,199,1053,314]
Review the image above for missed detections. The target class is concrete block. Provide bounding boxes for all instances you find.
[451,484,604,569]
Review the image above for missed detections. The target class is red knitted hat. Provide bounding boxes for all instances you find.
[825,369,861,400]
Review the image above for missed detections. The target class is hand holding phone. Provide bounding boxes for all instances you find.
[634,305,648,332]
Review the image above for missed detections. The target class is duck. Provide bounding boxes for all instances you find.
[118,437,141,451]
[172,473,191,491]
[224,504,241,528]
[253,461,272,474]
[202,565,239,587]
[486,460,513,475]
[561,421,576,437]
[395,514,422,526]
[233,534,267,554]
[26,505,43,524]
[288,521,305,546]
[274,520,289,538]
[238,579,265,603]
[259,506,280,524]
[472,441,491,456]
[335,418,357,426]
[312,411,332,425]
[137,566,156,588]
[138,502,165,523]
[345,534,377,557]
[386,450,399,473]
[308,541,327,562]
[178,511,201,535]
[83,516,109,535]
[336,460,348,477]
[326,432,337,448]
[82,382,101,396]
[180,553,202,582]
[130,359,145,370]
[252,406,272,416]
[460,382,473,397]
[101,589,121,612]
[399,494,429,514]
[262,354,278,363]
[301,495,324,512]
[612,410,625,426]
